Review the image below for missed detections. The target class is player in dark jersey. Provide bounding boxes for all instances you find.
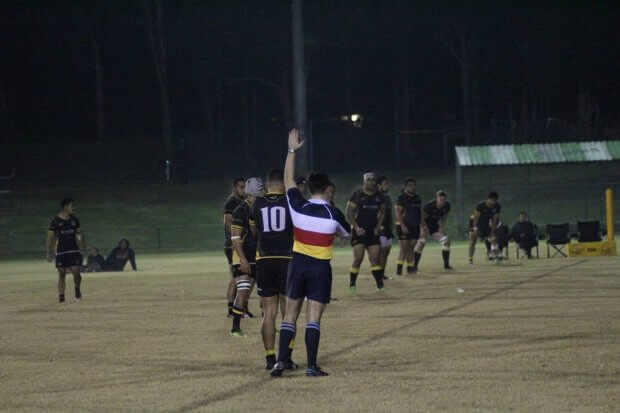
[346,173,386,292]
[230,178,264,337]
[377,176,394,279]
[46,197,86,303]
[394,178,422,275]
[416,190,453,270]
[251,168,298,370]
[223,177,246,317]
[469,191,502,264]
[326,182,347,248]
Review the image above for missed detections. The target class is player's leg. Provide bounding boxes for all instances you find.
[57,267,67,303]
[303,258,332,376]
[468,228,479,264]
[243,274,256,318]
[379,236,392,280]
[489,233,500,261]
[367,244,385,290]
[271,296,302,376]
[304,299,328,376]
[349,243,365,291]
[225,249,236,317]
[230,268,252,336]
[396,233,408,275]
[433,231,452,269]
[414,236,426,271]
[69,265,82,299]
[261,295,279,368]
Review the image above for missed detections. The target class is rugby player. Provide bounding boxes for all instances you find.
[416,190,453,270]
[271,129,350,378]
[46,197,86,302]
[223,177,246,317]
[346,173,386,292]
[469,191,502,264]
[230,178,264,337]
[394,178,422,275]
[251,168,298,370]
[377,176,394,279]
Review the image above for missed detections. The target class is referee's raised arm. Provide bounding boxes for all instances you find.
[284,128,304,191]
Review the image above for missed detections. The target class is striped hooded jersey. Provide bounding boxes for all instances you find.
[286,188,350,260]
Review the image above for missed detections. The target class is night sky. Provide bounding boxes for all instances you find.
[1,0,619,178]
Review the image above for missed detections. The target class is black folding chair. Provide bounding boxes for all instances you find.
[516,241,539,259]
[577,221,602,242]
[546,223,570,258]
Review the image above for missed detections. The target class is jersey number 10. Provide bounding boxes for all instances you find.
[260,206,286,232]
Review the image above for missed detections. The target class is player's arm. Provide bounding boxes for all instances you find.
[346,200,364,236]
[374,203,386,236]
[46,232,56,262]
[75,229,86,248]
[395,200,408,233]
[224,213,233,238]
[231,225,249,273]
[491,213,500,234]
[439,214,449,232]
[284,128,304,190]
[471,209,481,231]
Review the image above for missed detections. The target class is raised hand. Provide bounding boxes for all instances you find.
[288,128,305,151]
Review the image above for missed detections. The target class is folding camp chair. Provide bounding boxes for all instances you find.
[515,241,539,259]
[577,221,602,242]
[546,223,570,258]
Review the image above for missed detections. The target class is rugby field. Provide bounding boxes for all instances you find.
[1,244,618,412]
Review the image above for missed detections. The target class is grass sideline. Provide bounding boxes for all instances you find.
[1,165,618,257]
[1,244,618,411]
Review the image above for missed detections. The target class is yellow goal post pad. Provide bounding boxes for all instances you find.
[568,241,617,257]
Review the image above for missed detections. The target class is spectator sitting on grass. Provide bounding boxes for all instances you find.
[104,238,137,271]
[85,247,105,272]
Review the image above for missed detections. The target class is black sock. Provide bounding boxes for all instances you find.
[442,250,450,267]
[407,264,414,273]
[286,338,295,359]
[305,322,321,368]
[371,267,384,288]
[59,294,65,303]
[277,322,296,363]
[228,301,233,310]
[265,350,276,365]
[75,287,81,298]
[396,261,404,275]
[231,306,243,330]
[413,251,422,269]
[349,269,359,287]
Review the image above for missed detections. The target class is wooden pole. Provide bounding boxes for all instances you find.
[606,188,614,241]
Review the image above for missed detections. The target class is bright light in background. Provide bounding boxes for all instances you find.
[350,113,361,122]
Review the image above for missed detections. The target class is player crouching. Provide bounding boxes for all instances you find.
[415,191,453,271]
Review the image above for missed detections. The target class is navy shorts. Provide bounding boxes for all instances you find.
[351,230,380,247]
[56,252,83,269]
[286,253,332,304]
[256,258,290,297]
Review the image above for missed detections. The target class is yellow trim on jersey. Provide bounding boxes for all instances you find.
[231,225,244,231]
[249,220,256,227]
[293,240,332,260]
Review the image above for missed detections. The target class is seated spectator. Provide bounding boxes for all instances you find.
[85,247,105,272]
[104,238,137,271]
[511,211,538,258]
[485,221,510,259]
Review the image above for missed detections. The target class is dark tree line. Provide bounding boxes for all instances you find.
[0,1,618,179]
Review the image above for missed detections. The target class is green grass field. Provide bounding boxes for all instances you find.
[1,243,618,411]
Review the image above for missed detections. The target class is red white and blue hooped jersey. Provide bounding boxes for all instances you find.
[286,188,350,260]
